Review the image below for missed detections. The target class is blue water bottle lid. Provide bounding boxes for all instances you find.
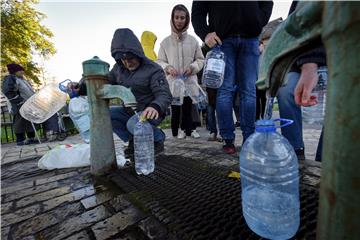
[255,119,276,133]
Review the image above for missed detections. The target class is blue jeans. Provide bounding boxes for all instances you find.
[110,106,165,143]
[277,72,304,150]
[216,37,259,142]
[207,104,217,135]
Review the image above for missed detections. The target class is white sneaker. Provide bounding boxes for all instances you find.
[177,131,186,139]
[191,130,200,138]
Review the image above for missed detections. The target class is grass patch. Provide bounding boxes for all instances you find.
[159,116,171,129]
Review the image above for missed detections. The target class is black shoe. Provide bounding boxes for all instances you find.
[154,141,164,155]
[124,140,134,159]
[295,148,305,160]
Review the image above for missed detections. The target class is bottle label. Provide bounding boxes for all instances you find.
[206,59,225,73]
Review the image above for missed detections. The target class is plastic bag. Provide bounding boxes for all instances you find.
[38,143,129,170]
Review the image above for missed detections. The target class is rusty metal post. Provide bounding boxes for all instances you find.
[82,56,116,175]
[317,2,360,239]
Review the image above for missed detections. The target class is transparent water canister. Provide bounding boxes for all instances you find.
[240,119,300,240]
[187,82,208,104]
[170,76,185,106]
[20,83,67,123]
[302,66,328,125]
[134,118,154,175]
[202,45,226,89]
[69,96,90,143]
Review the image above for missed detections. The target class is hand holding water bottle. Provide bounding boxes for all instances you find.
[141,107,159,120]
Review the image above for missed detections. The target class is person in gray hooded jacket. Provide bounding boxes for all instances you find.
[108,28,172,157]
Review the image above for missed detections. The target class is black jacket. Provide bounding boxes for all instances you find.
[2,74,25,114]
[191,1,274,41]
[289,1,326,72]
[109,28,172,116]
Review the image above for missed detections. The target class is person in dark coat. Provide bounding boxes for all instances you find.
[192,1,273,154]
[108,28,172,157]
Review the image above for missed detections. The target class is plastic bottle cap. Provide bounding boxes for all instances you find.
[255,119,276,133]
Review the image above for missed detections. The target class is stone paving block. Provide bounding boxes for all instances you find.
[1,202,13,214]
[81,191,115,209]
[2,204,41,227]
[64,230,91,240]
[91,206,146,240]
[3,181,58,202]
[35,171,79,185]
[137,216,168,240]
[42,205,111,240]
[2,226,10,240]
[109,195,132,212]
[42,186,95,211]
[3,151,21,157]
[20,153,39,159]
[15,186,72,208]
[1,181,34,196]
[1,155,21,165]
[12,202,83,239]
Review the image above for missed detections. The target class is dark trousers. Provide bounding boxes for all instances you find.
[256,88,267,120]
[171,97,193,136]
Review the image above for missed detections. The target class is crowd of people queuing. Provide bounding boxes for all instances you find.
[2,1,326,162]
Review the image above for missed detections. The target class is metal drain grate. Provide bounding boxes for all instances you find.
[110,155,319,240]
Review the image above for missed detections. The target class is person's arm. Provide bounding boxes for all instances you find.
[156,43,177,77]
[2,75,24,105]
[191,1,210,42]
[186,42,205,76]
[258,1,274,27]
[294,63,319,106]
[143,67,172,119]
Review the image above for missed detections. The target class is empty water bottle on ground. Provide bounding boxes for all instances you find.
[170,76,185,105]
[202,44,226,89]
[69,96,90,143]
[302,66,328,125]
[240,119,300,239]
[20,83,67,123]
[134,116,154,175]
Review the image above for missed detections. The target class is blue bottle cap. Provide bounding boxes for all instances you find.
[255,119,276,133]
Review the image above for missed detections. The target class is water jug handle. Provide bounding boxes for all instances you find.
[59,79,72,93]
[273,118,293,128]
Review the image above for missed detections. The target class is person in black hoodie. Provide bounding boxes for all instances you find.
[277,1,326,161]
[108,28,172,157]
[191,1,273,154]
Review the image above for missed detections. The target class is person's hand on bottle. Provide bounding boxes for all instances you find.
[183,67,193,77]
[205,32,222,48]
[294,63,319,106]
[142,107,159,120]
[166,66,178,77]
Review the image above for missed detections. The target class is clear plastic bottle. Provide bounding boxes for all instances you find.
[134,118,154,175]
[68,96,90,143]
[302,66,328,125]
[240,119,300,240]
[170,76,185,105]
[19,83,67,123]
[202,45,226,89]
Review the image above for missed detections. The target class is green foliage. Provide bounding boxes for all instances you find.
[1,0,56,85]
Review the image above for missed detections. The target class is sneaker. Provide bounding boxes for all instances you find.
[177,131,186,139]
[295,148,305,160]
[191,130,200,139]
[154,141,165,155]
[223,140,236,154]
[124,140,134,159]
[207,132,217,141]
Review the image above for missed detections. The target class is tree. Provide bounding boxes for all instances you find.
[1,0,56,85]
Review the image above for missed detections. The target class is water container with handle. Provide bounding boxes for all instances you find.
[68,96,90,143]
[20,83,67,123]
[170,76,185,105]
[202,44,226,89]
[240,119,299,239]
[302,66,328,125]
[134,116,154,175]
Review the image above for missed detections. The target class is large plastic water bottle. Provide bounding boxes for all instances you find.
[302,66,328,125]
[19,83,67,123]
[134,117,154,175]
[240,119,300,239]
[170,76,185,105]
[68,96,90,143]
[202,44,226,89]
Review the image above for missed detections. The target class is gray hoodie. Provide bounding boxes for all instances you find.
[109,28,172,116]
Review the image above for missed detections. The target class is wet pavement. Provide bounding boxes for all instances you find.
[1,113,322,240]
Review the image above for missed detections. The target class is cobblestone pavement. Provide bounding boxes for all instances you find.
[1,114,322,240]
